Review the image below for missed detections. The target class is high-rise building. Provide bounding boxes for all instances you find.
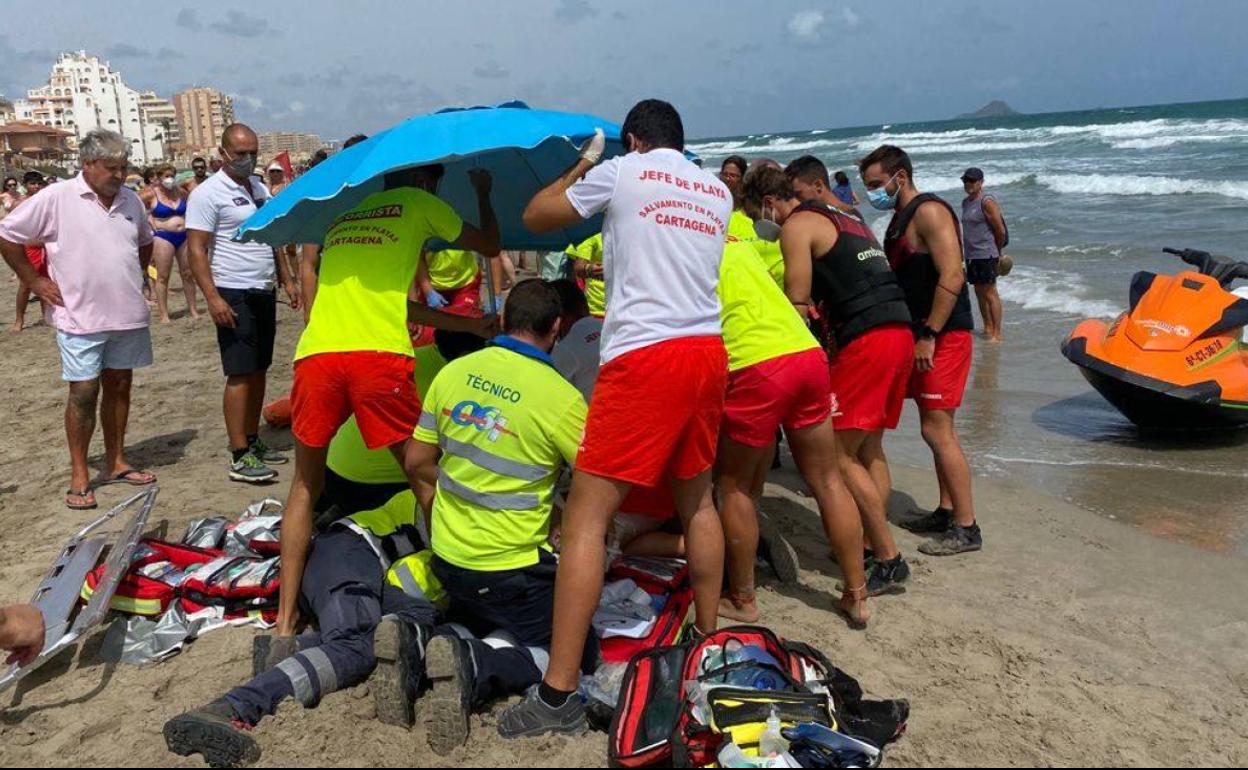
[139,91,180,151]
[258,131,324,159]
[174,87,235,153]
[14,51,164,164]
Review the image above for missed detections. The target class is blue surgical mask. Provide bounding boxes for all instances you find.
[867,173,900,211]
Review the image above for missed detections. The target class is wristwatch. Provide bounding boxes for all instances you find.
[917,324,939,341]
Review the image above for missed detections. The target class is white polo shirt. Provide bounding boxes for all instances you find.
[553,315,604,403]
[186,169,275,290]
[566,148,732,364]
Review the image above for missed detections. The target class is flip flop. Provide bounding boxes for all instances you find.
[98,468,157,487]
[66,488,97,510]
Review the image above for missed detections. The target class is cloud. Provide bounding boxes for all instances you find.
[842,7,862,29]
[473,61,510,80]
[554,0,598,24]
[210,10,276,38]
[104,43,148,59]
[788,10,827,43]
[289,100,306,114]
[175,8,202,30]
[238,95,265,110]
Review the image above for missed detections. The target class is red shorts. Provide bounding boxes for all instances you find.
[291,351,420,449]
[25,246,47,278]
[723,347,832,447]
[578,336,728,486]
[620,482,677,521]
[830,323,915,432]
[440,273,483,312]
[909,330,973,410]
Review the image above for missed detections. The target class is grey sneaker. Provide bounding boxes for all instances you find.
[423,634,473,755]
[373,617,427,727]
[230,451,278,484]
[497,684,588,740]
[163,699,260,767]
[249,437,288,465]
[918,523,983,556]
[758,515,800,584]
[865,555,911,596]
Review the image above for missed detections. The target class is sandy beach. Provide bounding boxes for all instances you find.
[1,275,1246,767]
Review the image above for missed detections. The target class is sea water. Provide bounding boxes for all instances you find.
[692,98,1248,554]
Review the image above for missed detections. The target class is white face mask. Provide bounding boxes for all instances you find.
[753,201,783,242]
[161,177,176,190]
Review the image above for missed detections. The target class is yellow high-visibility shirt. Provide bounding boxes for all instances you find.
[296,187,463,360]
[718,241,819,372]
[413,338,586,571]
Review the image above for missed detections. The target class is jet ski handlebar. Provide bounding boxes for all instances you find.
[1163,247,1248,286]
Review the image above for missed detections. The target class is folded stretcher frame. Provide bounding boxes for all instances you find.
[0,487,158,695]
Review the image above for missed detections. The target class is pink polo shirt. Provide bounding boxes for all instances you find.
[0,173,153,334]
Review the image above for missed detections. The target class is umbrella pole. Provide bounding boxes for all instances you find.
[482,252,499,315]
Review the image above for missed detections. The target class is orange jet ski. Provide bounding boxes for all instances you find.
[1062,248,1248,430]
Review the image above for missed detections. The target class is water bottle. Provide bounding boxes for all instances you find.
[759,706,789,758]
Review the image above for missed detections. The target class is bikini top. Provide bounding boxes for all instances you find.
[152,195,187,219]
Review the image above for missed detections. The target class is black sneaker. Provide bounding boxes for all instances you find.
[865,555,911,597]
[498,684,588,740]
[899,506,953,534]
[864,549,876,571]
[373,617,427,727]
[423,634,474,755]
[163,699,260,767]
[918,523,983,556]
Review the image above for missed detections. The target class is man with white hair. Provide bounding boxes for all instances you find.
[0,129,157,510]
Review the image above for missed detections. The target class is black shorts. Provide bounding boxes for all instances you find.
[216,288,277,376]
[315,467,410,517]
[966,258,999,286]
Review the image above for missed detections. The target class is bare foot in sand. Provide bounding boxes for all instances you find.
[718,592,759,623]
[837,586,870,630]
[9,321,22,333]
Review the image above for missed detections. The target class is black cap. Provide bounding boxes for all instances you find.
[961,167,984,182]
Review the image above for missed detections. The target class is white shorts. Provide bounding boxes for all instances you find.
[56,328,154,382]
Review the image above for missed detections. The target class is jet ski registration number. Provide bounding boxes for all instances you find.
[1185,339,1226,369]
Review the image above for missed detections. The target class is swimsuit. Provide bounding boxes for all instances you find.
[153,196,188,249]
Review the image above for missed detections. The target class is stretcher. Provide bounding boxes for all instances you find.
[0,487,157,694]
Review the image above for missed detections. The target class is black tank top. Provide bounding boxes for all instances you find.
[794,201,912,346]
[884,193,975,332]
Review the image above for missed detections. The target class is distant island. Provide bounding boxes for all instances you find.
[958,100,1022,119]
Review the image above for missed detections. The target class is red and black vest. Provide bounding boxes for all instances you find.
[795,201,912,347]
[884,193,975,333]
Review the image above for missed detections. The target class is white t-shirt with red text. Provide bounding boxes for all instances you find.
[566,149,732,364]
[553,315,604,403]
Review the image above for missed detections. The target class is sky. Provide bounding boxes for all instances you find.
[2,0,1247,141]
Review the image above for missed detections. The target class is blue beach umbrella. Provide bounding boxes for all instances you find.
[236,101,625,251]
